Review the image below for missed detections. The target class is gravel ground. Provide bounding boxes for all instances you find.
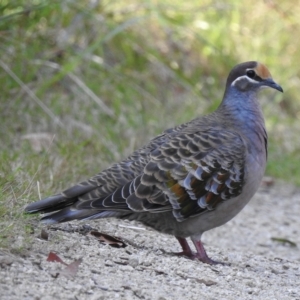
[1,181,300,300]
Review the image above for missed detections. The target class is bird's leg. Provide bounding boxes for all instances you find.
[191,238,223,265]
[175,236,224,264]
[174,237,195,258]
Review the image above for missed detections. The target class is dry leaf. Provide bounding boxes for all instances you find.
[46,252,82,278]
[90,231,127,248]
[47,252,67,265]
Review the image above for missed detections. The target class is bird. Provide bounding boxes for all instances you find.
[25,61,283,264]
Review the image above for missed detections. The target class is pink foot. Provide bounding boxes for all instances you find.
[175,237,225,265]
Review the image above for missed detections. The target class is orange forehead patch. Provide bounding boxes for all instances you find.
[254,63,272,79]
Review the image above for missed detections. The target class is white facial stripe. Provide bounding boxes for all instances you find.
[231,75,258,87]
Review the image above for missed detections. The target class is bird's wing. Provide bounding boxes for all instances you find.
[26,127,247,223]
[128,128,247,221]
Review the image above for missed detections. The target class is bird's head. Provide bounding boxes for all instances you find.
[225,61,283,93]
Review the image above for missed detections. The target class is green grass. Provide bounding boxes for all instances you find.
[1,0,300,250]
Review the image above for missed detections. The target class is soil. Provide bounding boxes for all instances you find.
[1,181,300,300]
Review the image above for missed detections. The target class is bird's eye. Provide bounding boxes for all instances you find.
[246,70,256,78]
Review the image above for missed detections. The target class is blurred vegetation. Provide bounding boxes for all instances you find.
[1,0,300,249]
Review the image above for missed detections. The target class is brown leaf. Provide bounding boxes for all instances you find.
[47,252,67,265]
[90,231,127,248]
[46,252,82,278]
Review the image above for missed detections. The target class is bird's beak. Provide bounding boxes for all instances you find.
[264,78,283,93]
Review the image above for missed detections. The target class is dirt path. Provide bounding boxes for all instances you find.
[1,182,300,300]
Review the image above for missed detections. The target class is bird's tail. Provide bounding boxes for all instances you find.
[24,184,126,224]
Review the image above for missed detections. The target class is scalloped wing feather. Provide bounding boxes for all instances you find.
[134,129,246,221]
[26,122,246,224]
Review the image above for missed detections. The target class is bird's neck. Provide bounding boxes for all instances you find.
[217,88,267,157]
[218,88,265,128]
